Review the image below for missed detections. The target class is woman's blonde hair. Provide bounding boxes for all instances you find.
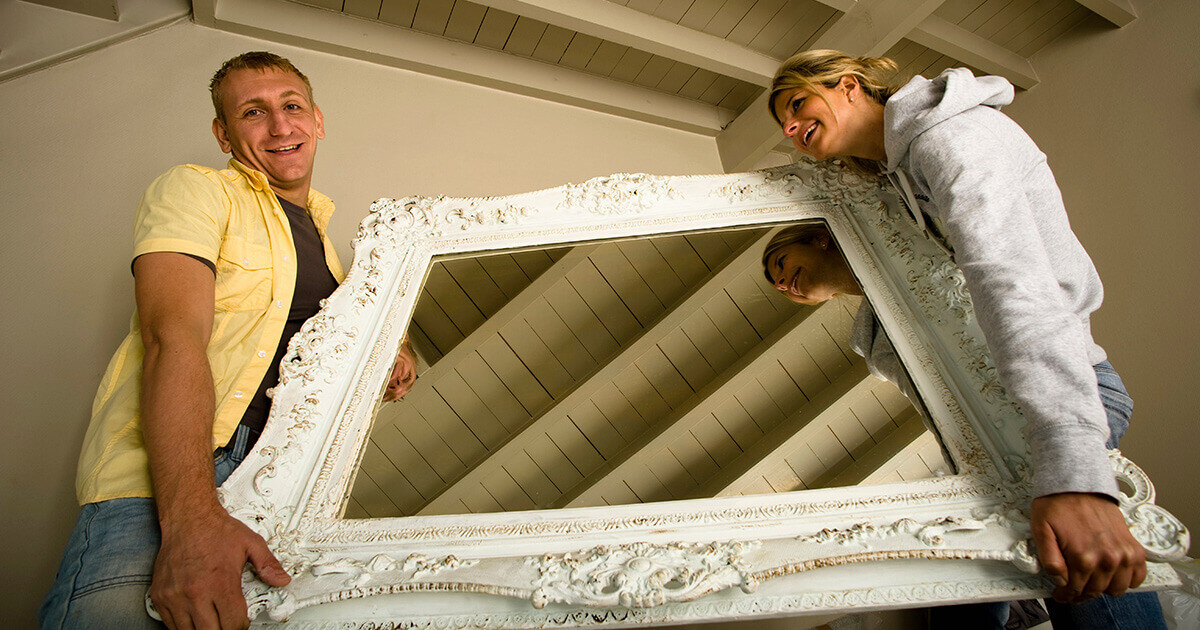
[769,50,902,174]
[761,222,836,285]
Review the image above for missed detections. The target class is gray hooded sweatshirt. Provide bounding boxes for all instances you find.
[881,68,1117,500]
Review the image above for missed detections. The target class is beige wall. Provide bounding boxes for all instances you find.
[1002,0,1200,539]
[0,22,721,625]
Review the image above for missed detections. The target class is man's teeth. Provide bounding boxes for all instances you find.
[268,144,300,152]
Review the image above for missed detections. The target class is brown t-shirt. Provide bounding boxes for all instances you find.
[233,195,339,443]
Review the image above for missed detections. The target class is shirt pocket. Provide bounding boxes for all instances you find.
[214,236,273,312]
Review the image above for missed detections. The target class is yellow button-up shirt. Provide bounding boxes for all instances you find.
[76,159,345,504]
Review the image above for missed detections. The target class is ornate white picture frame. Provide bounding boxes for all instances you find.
[218,159,1189,627]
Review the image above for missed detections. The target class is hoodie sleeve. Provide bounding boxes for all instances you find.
[906,115,1118,501]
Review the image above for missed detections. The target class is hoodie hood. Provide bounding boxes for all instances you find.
[884,68,1014,172]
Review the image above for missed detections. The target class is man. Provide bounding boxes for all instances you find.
[40,52,417,630]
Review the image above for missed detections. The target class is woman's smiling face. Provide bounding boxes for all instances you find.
[765,238,845,306]
[772,82,854,160]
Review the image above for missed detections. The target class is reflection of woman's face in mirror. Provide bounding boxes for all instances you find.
[762,225,862,306]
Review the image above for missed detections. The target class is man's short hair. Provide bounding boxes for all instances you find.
[210,51,314,122]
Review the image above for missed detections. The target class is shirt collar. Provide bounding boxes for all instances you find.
[227,158,335,226]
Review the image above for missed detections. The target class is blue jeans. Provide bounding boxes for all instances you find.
[38,426,254,629]
[932,361,1165,629]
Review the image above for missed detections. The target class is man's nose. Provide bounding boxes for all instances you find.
[267,110,290,134]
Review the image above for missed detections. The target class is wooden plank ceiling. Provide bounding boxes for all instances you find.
[346,226,953,518]
[193,0,1130,170]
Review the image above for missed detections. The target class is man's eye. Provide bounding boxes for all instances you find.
[285,103,302,110]
[243,108,263,117]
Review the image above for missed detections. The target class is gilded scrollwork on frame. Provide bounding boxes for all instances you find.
[211,161,1188,627]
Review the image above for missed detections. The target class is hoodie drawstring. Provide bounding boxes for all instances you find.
[888,169,954,257]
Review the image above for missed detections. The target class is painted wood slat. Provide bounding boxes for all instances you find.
[453,351,530,431]
[343,0,383,20]
[407,322,441,364]
[476,253,532,298]
[346,468,400,517]
[934,0,983,24]
[568,403,626,460]
[958,0,1015,32]
[724,272,783,339]
[600,480,642,507]
[432,369,510,449]
[609,47,655,82]
[726,0,788,46]
[443,0,489,42]
[504,15,549,56]
[618,237,688,309]
[644,450,694,498]
[631,54,676,87]
[541,280,618,362]
[546,413,605,476]
[669,431,721,486]
[423,263,486,337]
[610,367,668,433]
[699,360,873,495]
[503,450,561,506]
[851,382,903,438]
[827,404,877,461]
[635,345,695,409]
[343,496,368,519]
[777,445,825,490]
[653,0,695,23]
[357,445,423,513]
[522,296,595,381]
[701,0,756,38]
[718,82,760,111]
[499,317,575,400]
[585,40,631,75]
[703,290,761,356]
[621,463,673,504]
[458,484,505,513]
[410,290,464,358]
[710,395,763,451]
[412,0,455,34]
[511,248,558,280]
[531,23,575,63]
[677,67,720,100]
[525,431,585,492]
[973,0,1038,40]
[745,0,809,53]
[558,31,603,69]
[592,380,651,441]
[697,74,739,106]
[480,467,537,511]
[651,235,711,288]
[677,314,737,375]
[476,334,554,418]
[656,328,718,392]
[824,408,927,486]
[626,0,662,14]
[378,0,418,27]
[990,0,1059,46]
[769,4,837,58]
[413,385,487,466]
[473,7,520,48]
[567,261,642,344]
[756,358,809,418]
[1010,2,1079,55]
[441,257,508,318]
[734,376,788,435]
[678,0,725,30]
[656,61,700,94]
[367,422,446,500]
[735,474,779,497]
[589,244,665,327]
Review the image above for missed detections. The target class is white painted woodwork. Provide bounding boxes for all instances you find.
[470,0,781,85]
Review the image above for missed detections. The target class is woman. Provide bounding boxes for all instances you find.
[766,51,1163,629]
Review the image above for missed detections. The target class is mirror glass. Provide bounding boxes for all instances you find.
[344,222,953,518]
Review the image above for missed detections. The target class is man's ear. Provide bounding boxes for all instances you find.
[315,106,325,140]
[212,118,233,154]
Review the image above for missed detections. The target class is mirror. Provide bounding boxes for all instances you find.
[346,225,953,519]
[219,162,1187,627]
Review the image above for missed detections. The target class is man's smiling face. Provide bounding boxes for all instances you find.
[212,67,324,204]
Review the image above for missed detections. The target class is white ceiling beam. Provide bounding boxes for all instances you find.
[909,16,1038,89]
[560,300,843,509]
[200,0,733,136]
[0,0,188,82]
[1075,0,1137,27]
[716,0,947,172]
[698,361,873,497]
[20,0,117,20]
[416,232,772,515]
[471,0,781,87]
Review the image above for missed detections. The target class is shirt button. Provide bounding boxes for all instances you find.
[258,350,267,357]
[234,391,244,399]
[243,258,250,264]
[282,255,289,262]
[275,300,283,308]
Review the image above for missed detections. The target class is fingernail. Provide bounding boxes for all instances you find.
[1051,576,1066,587]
